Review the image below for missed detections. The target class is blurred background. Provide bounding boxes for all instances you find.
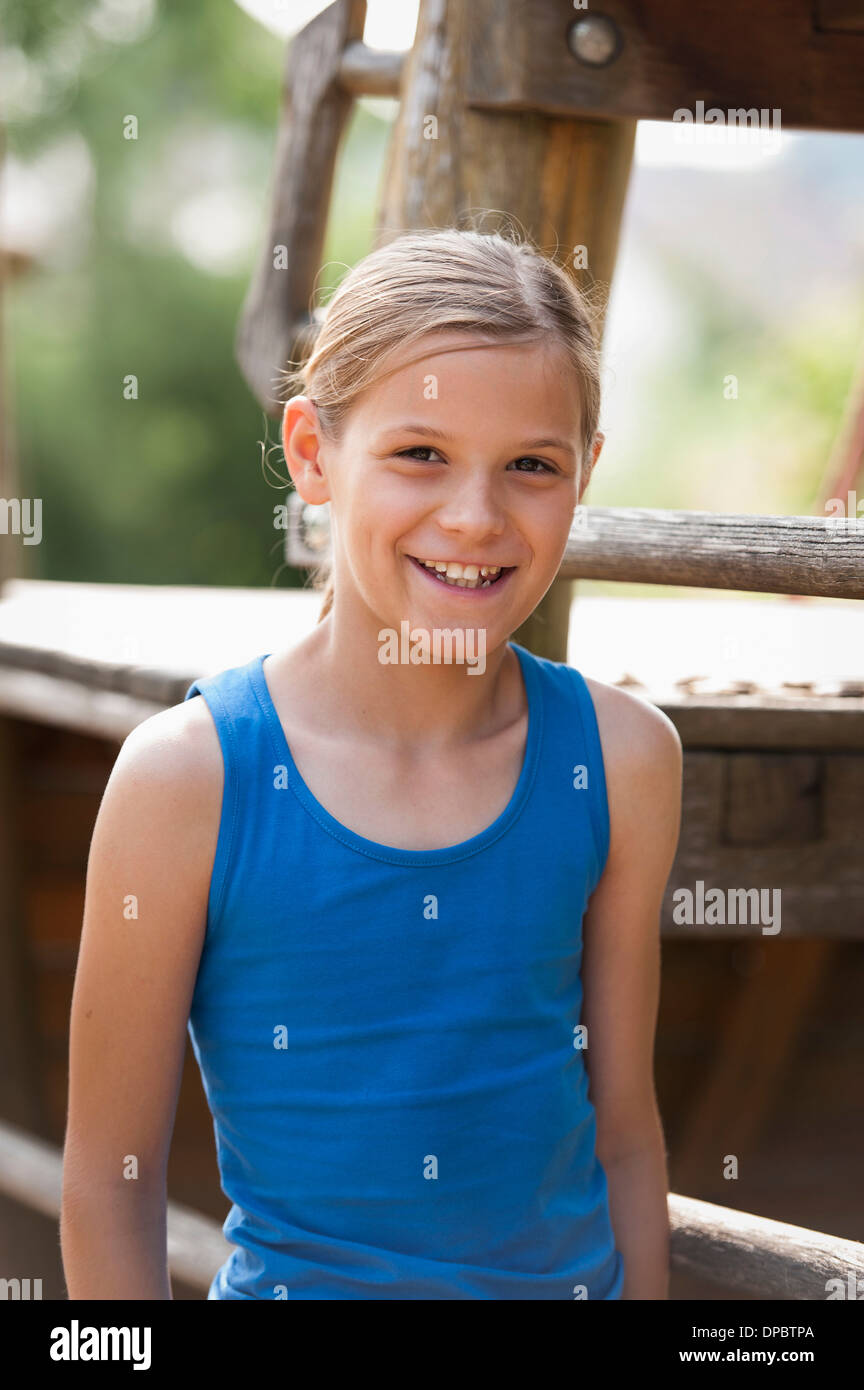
[3,0,863,592]
[1,0,863,1305]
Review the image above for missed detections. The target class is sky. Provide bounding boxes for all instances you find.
[235,0,421,49]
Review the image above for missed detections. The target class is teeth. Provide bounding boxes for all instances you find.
[414,557,506,590]
[419,559,501,577]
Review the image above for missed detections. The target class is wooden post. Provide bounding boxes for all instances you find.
[374,0,635,660]
[235,0,368,414]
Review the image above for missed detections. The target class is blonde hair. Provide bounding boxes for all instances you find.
[280,226,604,623]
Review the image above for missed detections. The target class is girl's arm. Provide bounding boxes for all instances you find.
[581,680,684,1300]
[61,697,223,1299]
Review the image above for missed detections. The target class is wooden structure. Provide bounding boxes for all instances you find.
[1,0,863,1298]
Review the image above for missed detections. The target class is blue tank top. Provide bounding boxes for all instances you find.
[183,641,625,1300]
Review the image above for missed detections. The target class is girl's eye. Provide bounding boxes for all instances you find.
[394,448,557,474]
[509,457,557,474]
[394,446,442,462]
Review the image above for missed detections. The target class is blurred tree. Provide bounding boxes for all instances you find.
[4,0,389,585]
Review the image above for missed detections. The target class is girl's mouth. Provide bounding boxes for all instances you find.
[406,554,515,593]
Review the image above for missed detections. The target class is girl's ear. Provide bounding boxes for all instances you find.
[589,431,605,474]
[577,432,605,503]
[281,396,331,505]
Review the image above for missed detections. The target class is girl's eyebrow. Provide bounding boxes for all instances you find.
[378,423,575,456]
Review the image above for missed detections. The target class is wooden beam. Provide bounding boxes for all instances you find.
[0,668,164,742]
[289,504,864,597]
[669,1191,864,1299]
[375,0,637,662]
[2,661,863,756]
[664,751,864,938]
[465,0,864,135]
[235,0,368,414]
[338,41,405,96]
[666,698,864,752]
[561,509,864,599]
[1,583,862,749]
[0,1119,232,1295]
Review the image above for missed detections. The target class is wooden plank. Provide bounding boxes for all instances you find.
[721,754,822,845]
[5,662,864,750]
[0,582,862,746]
[465,0,864,135]
[2,583,862,685]
[665,751,864,938]
[560,509,864,598]
[0,668,165,741]
[235,0,368,413]
[338,40,404,96]
[287,506,864,597]
[669,1192,864,1299]
[666,698,864,751]
[0,1119,232,1295]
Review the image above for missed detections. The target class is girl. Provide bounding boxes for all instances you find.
[61,227,682,1300]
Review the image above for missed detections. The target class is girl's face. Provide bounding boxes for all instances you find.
[285,332,602,646]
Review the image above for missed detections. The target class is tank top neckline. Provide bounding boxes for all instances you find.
[246,640,545,867]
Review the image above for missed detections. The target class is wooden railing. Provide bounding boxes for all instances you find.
[284,506,864,601]
[559,509,864,599]
[0,1120,232,1294]
[1,1120,862,1299]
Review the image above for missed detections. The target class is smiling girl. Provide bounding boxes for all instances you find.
[61,227,682,1300]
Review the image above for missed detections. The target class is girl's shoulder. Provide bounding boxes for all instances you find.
[580,673,682,829]
[582,672,681,775]
[104,693,225,859]
[581,672,680,754]
[120,689,224,790]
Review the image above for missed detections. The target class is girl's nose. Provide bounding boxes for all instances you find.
[434,478,507,539]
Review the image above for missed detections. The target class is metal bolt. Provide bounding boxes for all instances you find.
[567,14,622,68]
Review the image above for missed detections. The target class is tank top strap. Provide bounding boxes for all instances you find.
[183,654,273,933]
[511,643,611,889]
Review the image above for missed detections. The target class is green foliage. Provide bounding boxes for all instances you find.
[6,1,391,584]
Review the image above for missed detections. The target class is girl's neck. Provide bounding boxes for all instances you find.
[274,607,524,752]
